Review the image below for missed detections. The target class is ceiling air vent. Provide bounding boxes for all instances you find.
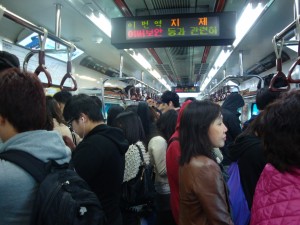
[245,51,290,75]
[80,56,120,77]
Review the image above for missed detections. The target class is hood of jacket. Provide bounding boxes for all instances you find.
[85,124,129,155]
[222,92,245,112]
[0,130,71,164]
[228,135,262,162]
[174,100,192,133]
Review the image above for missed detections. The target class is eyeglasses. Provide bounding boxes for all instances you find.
[67,118,75,130]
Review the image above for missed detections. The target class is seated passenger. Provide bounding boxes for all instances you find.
[251,90,300,225]
[0,68,71,225]
[63,94,129,225]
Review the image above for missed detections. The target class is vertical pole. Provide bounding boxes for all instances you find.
[119,53,123,78]
[55,4,62,50]
[239,51,244,76]
[141,70,144,81]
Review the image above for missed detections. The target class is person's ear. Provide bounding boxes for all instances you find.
[0,115,6,126]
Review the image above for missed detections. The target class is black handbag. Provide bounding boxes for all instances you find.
[122,144,155,207]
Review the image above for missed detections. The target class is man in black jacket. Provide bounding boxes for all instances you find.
[63,94,129,225]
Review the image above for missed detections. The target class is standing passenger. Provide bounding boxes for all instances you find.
[46,96,74,141]
[112,111,151,225]
[0,68,71,225]
[220,92,245,166]
[148,109,178,225]
[179,100,232,225]
[159,91,180,113]
[166,100,192,224]
[63,94,129,225]
[251,90,300,225]
[53,90,72,114]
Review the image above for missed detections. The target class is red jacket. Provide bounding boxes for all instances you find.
[251,164,300,225]
[166,101,191,224]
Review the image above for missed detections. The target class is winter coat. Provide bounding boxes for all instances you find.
[0,130,71,225]
[251,164,300,225]
[228,135,266,209]
[72,124,129,225]
[179,156,233,225]
[166,100,191,224]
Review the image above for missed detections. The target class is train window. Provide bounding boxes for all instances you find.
[18,32,84,62]
[251,103,259,116]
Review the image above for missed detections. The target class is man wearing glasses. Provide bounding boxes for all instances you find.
[63,94,129,225]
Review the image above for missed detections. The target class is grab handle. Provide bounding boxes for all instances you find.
[60,45,77,91]
[287,41,300,83]
[34,28,52,87]
[269,38,290,92]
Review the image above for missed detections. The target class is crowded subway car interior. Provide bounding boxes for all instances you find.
[1,0,300,225]
[0,0,299,117]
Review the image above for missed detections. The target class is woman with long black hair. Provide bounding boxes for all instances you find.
[178,100,233,225]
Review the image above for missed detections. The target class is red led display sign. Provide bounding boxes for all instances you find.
[111,12,236,49]
[172,86,200,93]
[126,16,219,39]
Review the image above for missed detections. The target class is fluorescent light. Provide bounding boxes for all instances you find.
[233,3,264,47]
[177,92,199,98]
[76,75,97,81]
[124,49,170,90]
[201,2,266,92]
[200,50,231,91]
[87,13,111,38]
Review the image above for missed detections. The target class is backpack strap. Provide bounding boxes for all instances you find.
[135,143,145,164]
[0,150,47,182]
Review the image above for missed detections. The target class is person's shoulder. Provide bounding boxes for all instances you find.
[190,155,219,171]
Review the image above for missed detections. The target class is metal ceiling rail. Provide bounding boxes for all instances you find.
[104,77,161,94]
[209,75,264,94]
[274,17,299,42]
[0,5,76,50]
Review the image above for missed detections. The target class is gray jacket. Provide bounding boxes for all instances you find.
[0,130,71,225]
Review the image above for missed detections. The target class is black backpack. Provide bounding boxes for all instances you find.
[121,144,155,208]
[0,150,106,225]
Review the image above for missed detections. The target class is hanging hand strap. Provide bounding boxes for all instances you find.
[34,28,52,87]
[60,43,77,91]
[269,38,290,92]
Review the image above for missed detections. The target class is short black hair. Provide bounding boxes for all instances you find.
[161,91,180,107]
[53,91,72,104]
[63,94,104,122]
[256,87,281,110]
[90,96,103,109]
[0,51,20,71]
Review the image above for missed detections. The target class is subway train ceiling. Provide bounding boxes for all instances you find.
[0,0,297,92]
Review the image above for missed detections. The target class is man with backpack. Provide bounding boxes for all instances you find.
[0,68,71,224]
[63,94,129,225]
